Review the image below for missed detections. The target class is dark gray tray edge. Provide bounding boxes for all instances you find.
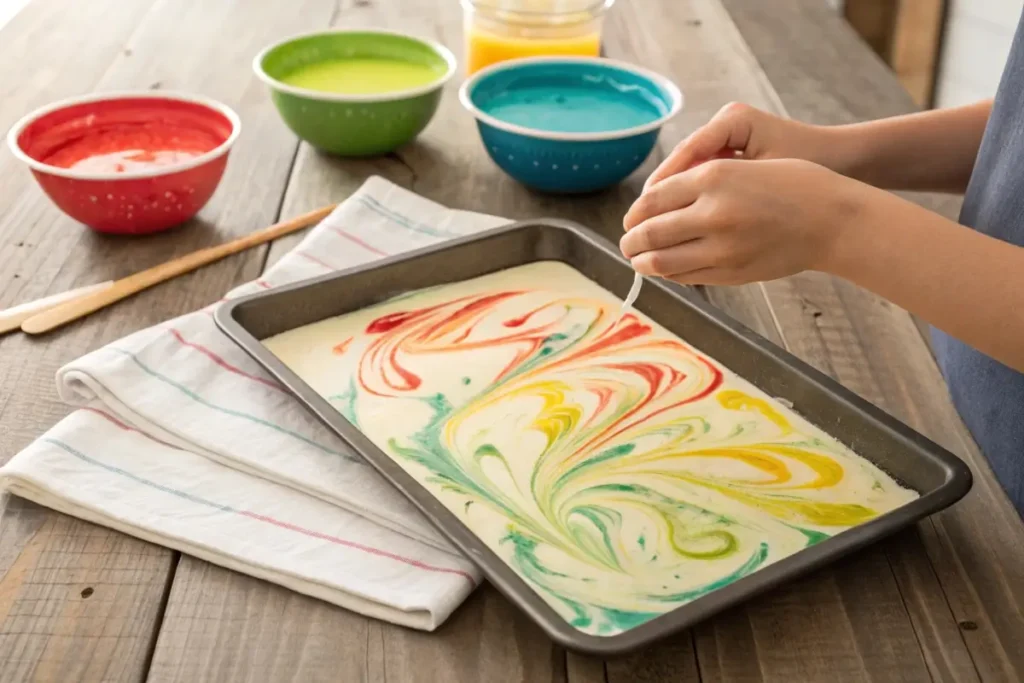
[213,218,973,657]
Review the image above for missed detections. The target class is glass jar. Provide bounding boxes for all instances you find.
[462,0,616,76]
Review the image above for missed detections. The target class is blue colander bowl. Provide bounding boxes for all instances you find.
[459,56,683,194]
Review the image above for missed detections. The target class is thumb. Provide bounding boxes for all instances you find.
[643,103,755,193]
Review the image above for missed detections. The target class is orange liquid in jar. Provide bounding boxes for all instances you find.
[465,25,601,75]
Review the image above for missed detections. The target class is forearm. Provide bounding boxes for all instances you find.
[821,100,992,193]
[825,188,1024,372]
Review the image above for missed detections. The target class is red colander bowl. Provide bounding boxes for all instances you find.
[6,91,241,235]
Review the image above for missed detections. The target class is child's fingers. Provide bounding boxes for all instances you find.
[620,208,704,258]
[630,238,716,277]
[642,103,755,192]
[644,131,724,191]
[624,172,701,231]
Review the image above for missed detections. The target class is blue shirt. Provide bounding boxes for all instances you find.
[932,11,1024,517]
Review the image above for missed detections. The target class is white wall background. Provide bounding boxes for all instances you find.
[0,0,28,32]
[935,0,1023,107]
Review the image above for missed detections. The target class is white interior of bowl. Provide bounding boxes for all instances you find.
[459,55,683,142]
[252,29,458,104]
[6,90,242,181]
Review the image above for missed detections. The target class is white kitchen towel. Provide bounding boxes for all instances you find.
[0,176,513,630]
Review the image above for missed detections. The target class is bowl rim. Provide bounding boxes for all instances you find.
[458,55,684,142]
[6,90,242,181]
[252,28,458,103]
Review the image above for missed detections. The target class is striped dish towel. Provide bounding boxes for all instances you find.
[0,176,513,631]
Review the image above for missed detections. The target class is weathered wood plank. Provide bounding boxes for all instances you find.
[0,0,338,680]
[889,0,946,107]
[696,540,947,682]
[146,557,385,683]
[373,585,566,683]
[0,499,173,683]
[566,653,606,683]
[605,633,700,683]
[720,1,1024,681]
[844,0,946,107]
[844,0,898,59]
[0,2,172,681]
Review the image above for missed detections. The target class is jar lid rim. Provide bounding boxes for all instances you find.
[463,0,615,22]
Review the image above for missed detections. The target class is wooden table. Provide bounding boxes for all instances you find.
[1,1,1022,681]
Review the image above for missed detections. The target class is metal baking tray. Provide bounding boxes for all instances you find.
[215,219,972,657]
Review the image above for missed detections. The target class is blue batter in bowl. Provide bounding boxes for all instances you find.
[459,56,683,193]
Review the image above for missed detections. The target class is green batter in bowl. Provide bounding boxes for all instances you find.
[254,30,456,156]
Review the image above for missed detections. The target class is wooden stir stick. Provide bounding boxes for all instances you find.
[21,204,337,336]
[0,280,115,336]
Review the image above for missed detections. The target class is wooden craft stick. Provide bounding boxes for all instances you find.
[0,280,115,336]
[21,204,337,336]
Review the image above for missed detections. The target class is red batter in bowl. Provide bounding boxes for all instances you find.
[7,91,240,235]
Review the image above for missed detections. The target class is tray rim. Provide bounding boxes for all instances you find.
[214,217,972,656]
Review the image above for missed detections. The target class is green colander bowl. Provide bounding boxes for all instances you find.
[254,30,456,156]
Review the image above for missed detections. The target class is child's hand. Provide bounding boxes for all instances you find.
[644,102,838,192]
[621,157,875,286]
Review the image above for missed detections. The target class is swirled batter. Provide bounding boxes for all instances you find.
[264,261,917,636]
